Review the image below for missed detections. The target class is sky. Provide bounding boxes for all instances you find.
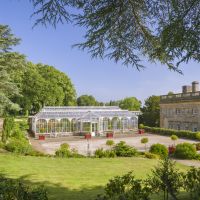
[0,1,199,103]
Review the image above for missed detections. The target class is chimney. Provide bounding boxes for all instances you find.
[192,81,199,92]
[182,85,192,93]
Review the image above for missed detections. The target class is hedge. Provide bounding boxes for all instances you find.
[142,126,200,140]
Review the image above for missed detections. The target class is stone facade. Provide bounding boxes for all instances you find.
[160,81,200,132]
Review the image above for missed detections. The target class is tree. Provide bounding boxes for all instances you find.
[1,117,14,143]
[13,62,77,114]
[77,95,98,106]
[184,167,200,200]
[141,137,148,151]
[29,0,200,72]
[96,172,151,200]
[119,97,141,111]
[171,135,178,146]
[140,95,160,127]
[0,25,25,116]
[149,158,183,200]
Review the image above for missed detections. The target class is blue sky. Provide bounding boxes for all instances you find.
[0,1,199,103]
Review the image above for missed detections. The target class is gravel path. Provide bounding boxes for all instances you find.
[30,133,198,155]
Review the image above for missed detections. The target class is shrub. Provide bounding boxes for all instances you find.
[55,146,71,158]
[0,175,48,200]
[94,148,116,158]
[195,143,200,151]
[0,141,5,149]
[114,141,138,157]
[5,138,33,155]
[174,143,197,159]
[55,144,84,158]
[96,172,151,200]
[184,167,200,199]
[60,143,70,149]
[149,158,183,199]
[139,124,144,129]
[171,135,178,141]
[144,152,159,159]
[11,126,26,140]
[149,143,168,158]
[94,148,105,158]
[1,117,15,143]
[106,140,115,146]
[141,137,149,151]
[196,132,200,141]
[104,150,116,158]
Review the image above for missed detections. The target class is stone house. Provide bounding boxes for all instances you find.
[160,81,200,132]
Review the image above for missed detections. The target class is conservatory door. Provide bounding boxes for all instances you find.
[91,123,98,136]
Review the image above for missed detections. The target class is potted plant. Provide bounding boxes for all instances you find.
[38,134,45,140]
[85,133,91,139]
[141,137,149,151]
[106,132,113,138]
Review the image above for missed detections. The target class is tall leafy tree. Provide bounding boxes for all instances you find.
[140,95,160,127]
[29,0,200,72]
[14,62,76,114]
[77,95,98,106]
[149,158,183,200]
[119,97,141,111]
[0,25,25,116]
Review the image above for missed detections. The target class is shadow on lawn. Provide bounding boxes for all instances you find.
[3,174,104,200]
[1,174,190,200]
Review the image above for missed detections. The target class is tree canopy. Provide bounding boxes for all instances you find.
[77,95,98,106]
[140,95,160,127]
[119,97,141,111]
[29,0,200,72]
[0,24,76,116]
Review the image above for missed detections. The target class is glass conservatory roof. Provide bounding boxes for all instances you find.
[33,106,140,119]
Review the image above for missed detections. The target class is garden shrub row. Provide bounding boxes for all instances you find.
[142,125,200,140]
[94,141,138,158]
[94,148,116,158]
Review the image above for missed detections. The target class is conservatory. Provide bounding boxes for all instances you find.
[29,106,140,138]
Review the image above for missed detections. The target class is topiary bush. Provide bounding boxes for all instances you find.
[113,141,138,157]
[149,143,168,158]
[174,143,197,159]
[106,140,115,146]
[5,138,33,155]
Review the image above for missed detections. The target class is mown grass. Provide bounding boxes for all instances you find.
[0,153,189,200]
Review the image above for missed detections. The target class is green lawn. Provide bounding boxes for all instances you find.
[0,153,189,200]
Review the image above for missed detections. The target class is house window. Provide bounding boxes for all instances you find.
[177,124,180,130]
[192,109,198,115]
[176,108,181,115]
